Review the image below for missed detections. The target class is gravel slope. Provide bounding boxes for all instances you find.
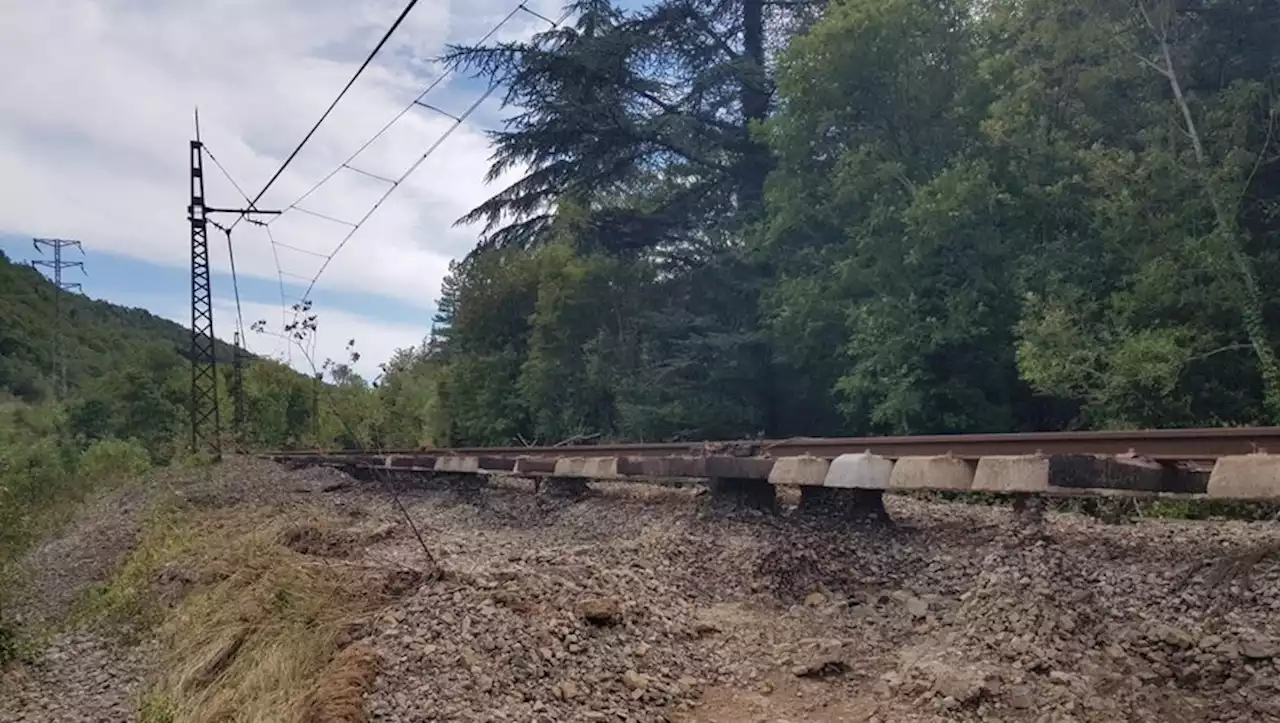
[359,480,1280,723]
[2,464,1278,723]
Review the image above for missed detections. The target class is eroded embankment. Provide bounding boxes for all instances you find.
[2,460,1279,723]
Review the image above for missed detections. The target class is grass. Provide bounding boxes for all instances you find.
[3,436,417,722]
[78,488,414,723]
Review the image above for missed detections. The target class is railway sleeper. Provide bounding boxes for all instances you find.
[289,450,1280,503]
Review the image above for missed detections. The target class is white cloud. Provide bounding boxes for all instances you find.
[0,0,559,316]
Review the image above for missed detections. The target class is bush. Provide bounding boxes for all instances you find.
[77,438,151,482]
[0,409,77,558]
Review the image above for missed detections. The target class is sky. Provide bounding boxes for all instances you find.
[0,0,568,379]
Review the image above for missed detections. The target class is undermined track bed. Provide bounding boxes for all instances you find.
[360,473,1280,723]
[3,461,1278,723]
[267,426,1280,504]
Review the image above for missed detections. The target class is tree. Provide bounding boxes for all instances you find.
[419,0,1280,442]
[997,0,1280,427]
[444,0,800,253]
[1130,0,1280,419]
[68,346,185,462]
[761,0,1026,434]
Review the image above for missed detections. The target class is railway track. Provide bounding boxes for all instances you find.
[263,426,1280,503]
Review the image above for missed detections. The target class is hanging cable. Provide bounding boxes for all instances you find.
[278,5,574,305]
[273,2,535,214]
[208,1,575,362]
[202,145,252,352]
[263,225,294,364]
[242,0,426,213]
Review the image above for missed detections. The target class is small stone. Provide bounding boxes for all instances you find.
[622,670,650,691]
[932,668,988,704]
[1008,685,1034,710]
[693,621,721,637]
[460,649,480,669]
[1147,624,1194,649]
[1240,638,1278,661]
[904,597,929,618]
[578,597,622,626]
[792,659,848,679]
[558,680,580,700]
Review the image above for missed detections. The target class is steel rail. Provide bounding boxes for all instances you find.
[264,426,1280,462]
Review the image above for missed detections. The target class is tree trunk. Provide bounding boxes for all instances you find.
[737,0,771,216]
[1144,1,1280,421]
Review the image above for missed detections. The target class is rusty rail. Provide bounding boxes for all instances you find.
[265,426,1280,463]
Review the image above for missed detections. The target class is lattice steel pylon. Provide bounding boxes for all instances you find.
[188,134,220,458]
[31,237,86,398]
[187,111,280,459]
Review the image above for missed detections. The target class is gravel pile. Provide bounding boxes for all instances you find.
[356,484,1280,723]
[7,487,146,627]
[3,461,1279,723]
[0,633,152,723]
[371,554,724,722]
[924,524,1280,722]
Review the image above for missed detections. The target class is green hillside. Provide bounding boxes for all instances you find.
[0,249,236,402]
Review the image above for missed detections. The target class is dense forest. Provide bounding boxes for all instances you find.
[5,0,1279,457]
[0,252,243,404]
[344,0,1277,447]
[0,252,312,459]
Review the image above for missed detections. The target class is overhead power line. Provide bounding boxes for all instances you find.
[276,2,532,214]
[289,80,505,303]
[203,144,253,349]
[266,4,573,314]
[263,224,293,362]
[243,0,425,214]
[205,2,573,370]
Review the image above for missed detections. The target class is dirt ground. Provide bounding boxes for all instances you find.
[2,460,1279,722]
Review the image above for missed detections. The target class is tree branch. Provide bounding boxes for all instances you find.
[1239,100,1278,206]
[1186,343,1254,364]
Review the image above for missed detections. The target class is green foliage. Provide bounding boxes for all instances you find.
[67,346,188,463]
[405,0,1280,444]
[0,403,79,558]
[444,0,787,252]
[764,0,1022,434]
[78,439,152,482]
[0,402,162,657]
[241,359,318,449]
[0,251,238,404]
[137,692,176,723]
[372,346,442,449]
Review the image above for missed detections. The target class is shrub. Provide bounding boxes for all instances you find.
[77,438,152,482]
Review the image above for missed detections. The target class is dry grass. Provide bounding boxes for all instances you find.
[300,644,379,723]
[91,495,420,723]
